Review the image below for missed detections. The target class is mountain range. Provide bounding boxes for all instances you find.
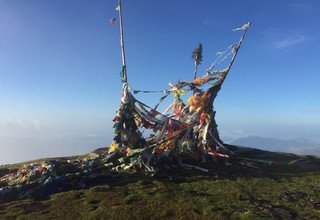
[231,136,320,155]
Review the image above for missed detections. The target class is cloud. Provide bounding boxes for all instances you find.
[84,133,98,138]
[32,119,42,129]
[1,98,28,106]
[263,30,309,50]
[0,118,44,137]
[3,98,12,103]
[272,34,308,49]
[202,18,220,28]
[286,3,313,11]
[220,129,251,143]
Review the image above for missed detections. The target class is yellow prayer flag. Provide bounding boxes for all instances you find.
[116,5,120,11]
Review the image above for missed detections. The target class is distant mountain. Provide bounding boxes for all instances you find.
[301,146,320,156]
[231,136,320,155]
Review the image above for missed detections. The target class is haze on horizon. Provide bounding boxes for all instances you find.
[1,0,320,165]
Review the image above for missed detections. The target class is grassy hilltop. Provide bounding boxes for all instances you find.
[0,145,320,219]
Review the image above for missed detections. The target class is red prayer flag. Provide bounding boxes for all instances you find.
[109,17,117,25]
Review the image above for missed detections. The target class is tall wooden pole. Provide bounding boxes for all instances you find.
[194,64,198,80]
[118,0,127,83]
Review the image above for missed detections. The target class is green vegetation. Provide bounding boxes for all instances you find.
[0,154,94,170]
[1,146,320,219]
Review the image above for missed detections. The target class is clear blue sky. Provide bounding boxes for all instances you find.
[0,0,319,164]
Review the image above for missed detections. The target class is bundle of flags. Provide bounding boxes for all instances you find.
[104,23,251,175]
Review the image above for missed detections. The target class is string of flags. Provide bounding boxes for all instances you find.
[109,4,121,25]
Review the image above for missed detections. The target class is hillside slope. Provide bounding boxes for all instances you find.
[0,145,320,219]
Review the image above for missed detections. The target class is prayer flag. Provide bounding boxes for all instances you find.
[233,22,251,31]
[110,17,117,25]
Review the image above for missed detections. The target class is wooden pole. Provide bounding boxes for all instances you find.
[194,64,198,80]
[117,0,127,83]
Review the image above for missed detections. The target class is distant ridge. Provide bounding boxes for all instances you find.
[231,136,320,155]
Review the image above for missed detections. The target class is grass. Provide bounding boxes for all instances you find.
[0,146,320,219]
[0,153,95,170]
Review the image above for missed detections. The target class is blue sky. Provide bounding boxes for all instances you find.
[0,0,319,164]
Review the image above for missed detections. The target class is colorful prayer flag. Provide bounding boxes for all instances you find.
[116,5,121,11]
[109,17,117,25]
[233,22,251,31]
